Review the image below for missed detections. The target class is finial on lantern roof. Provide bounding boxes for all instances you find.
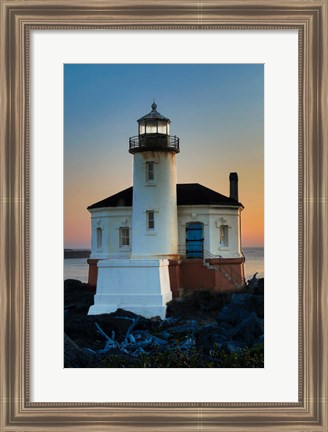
[131,102,179,154]
[137,102,171,123]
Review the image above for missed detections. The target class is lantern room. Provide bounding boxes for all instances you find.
[129,102,179,154]
[138,101,170,135]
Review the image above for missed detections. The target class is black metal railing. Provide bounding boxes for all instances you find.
[178,245,245,287]
[213,259,245,287]
[129,134,180,153]
[203,250,245,286]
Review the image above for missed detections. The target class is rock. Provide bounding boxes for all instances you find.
[95,309,140,342]
[64,279,94,313]
[216,293,264,326]
[158,331,170,339]
[216,303,249,326]
[64,333,96,368]
[254,278,264,295]
[188,290,231,311]
[65,314,103,350]
[64,279,265,367]
[166,289,231,320]
[166,321,197,334]
[231,293,255,306]
[65,309,140,350]
[222,340,247,354]
[219,321,234,332]
[245,274,264,295]
[255,295,264,318]
[135,315,163,332]
[196,323,225,353]
[228,312,264,347]
[255,335,264,345]
[232,292,264,318]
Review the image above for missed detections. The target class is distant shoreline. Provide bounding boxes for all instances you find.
[64,247,263,260]
[64,247,264,280]
[64,249,90,259]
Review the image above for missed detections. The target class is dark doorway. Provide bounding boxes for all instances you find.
[186,222,204,258]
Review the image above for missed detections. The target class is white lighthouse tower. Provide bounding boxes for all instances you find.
[130,102,179,258]
[88,103,179,318]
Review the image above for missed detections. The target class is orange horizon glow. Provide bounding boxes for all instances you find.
[64,173,264,249]
[64,64,264,249]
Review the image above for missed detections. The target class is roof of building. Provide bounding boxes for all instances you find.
[137,102,171,123]
[88,183,243,210]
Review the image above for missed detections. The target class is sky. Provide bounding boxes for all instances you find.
[64,64,264,249]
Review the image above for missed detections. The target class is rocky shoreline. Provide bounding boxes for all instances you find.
[64,249,90,259]
[64,276,264,368]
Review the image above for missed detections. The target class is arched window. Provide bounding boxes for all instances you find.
[220,225,229,247]
[96,227,102,249]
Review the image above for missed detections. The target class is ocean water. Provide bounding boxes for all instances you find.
[64,258,89,283]
[64,247,264,282]
[243,247,264,280]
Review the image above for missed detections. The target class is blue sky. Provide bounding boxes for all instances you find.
[64,64,264,248]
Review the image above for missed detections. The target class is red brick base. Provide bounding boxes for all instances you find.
[168,260,182,298]
[87,259,99,292]
[88,257,245,297]
[168,257,245,296]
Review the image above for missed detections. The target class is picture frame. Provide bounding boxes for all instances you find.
[1,0,327,430]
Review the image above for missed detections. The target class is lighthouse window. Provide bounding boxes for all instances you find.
[147,211,155,230]
[119,227,130,247]
[96,227,102,249]
[146,121,157,134]
[220,225,229,247]
[146,161,155,182]
[157,121,167,134]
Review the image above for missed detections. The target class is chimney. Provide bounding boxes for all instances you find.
[229,172,238,202]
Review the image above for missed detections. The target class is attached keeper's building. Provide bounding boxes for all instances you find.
[87,103,245,318]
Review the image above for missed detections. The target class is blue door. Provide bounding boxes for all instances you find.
[186,222,203,258]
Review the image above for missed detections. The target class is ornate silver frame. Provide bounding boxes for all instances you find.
[1,0,327,430]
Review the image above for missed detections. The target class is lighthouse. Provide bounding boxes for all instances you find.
[129,102,179,259]
[87,103,246,318]
[88,103,179,318]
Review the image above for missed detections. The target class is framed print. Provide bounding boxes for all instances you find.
[36,32,292,403]
[1,0,327,430]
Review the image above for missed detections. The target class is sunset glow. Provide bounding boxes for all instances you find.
[64,64,264,248]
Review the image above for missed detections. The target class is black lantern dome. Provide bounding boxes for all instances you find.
[129,102,180,154]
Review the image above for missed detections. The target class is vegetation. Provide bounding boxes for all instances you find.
[102,344,264,368]
[64,278,264,368]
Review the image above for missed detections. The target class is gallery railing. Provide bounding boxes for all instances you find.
[129,134,180,153]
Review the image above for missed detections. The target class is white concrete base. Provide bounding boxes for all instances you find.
[88,259,172,319]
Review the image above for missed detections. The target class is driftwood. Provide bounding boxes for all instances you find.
[63,278,264,366]
[86,320,155,355]
[87,318,197,357]
[83,287,264,358]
